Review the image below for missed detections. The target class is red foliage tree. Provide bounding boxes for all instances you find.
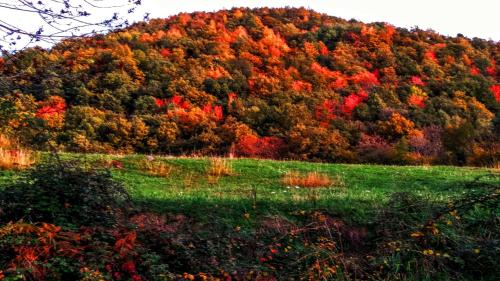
[315,99,338,125]
[340,90,369,116]
[36,96,66,119]
[411,76,426,86]
[491,85,500,102]
[170,95,190,109]
[202,103,224,121]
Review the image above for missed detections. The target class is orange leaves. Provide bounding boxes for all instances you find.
[36,96,66,128]
[379,112,415,137]
[311,62,347,89]
[240,51,262,66]
[350,71,380,88]
[233,9,244,19]
[206,66,229,79]
[259,27,290,58]
[167,25,184,38]
[304,42,319,57]
[408,86,428,108]
[329,74,348,90]
[292,80,313,92]
[424,50,438,63]
[319,42,329,55]
[228,92,238,105]
[217,26,249,45]
[491,85,500,102]
[304,42,329,57]
[114,231,137,258]
[178,13,192,25]
[380,24,396,43]
[408,95,427,108]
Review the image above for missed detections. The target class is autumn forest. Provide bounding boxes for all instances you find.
[0,7,498,166]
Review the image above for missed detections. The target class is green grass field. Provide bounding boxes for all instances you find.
[2,154,497,227]
[35,155,500,224]
[0,154,498,280]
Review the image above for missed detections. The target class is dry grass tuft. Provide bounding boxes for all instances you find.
[206,157,234,185]
[139,158,173,177]
[0,148,37,170]
[0,135,12,148]
[207,157,234,177]
[282,171,341,188]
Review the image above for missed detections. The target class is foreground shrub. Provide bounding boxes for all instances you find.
[0,159,130,226]
[372,176,500,280]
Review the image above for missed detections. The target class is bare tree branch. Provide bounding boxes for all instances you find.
[0,0,142,51]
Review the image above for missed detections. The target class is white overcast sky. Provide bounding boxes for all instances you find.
[105,0,500,40]
[1,0,499,50]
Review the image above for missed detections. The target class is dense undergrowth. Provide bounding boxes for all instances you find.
[0,156,498,280]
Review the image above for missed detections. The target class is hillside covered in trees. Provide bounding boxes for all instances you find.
[0,7,498,165]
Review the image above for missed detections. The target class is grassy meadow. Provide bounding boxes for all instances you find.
[0,153,498,280]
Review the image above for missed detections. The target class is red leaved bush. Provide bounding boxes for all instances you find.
[236,135,284,159]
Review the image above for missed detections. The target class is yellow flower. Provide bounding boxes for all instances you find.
[235,226,241,232]
[473,248,480,254]
[449,210,460,219]
[410,231,424,238]
[243,213,250,219]
[423,249,434,255]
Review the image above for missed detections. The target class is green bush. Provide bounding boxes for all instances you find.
[0,158,130,227]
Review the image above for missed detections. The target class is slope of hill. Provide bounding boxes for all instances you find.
[0,7,498,165]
